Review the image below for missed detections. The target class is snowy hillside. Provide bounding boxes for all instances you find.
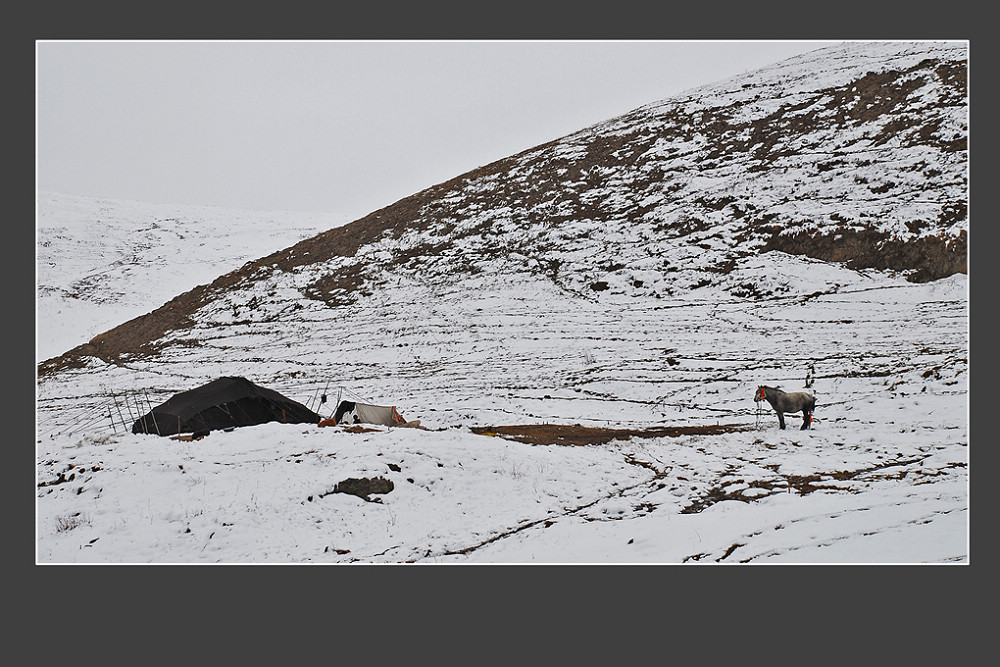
[36,192,338,361]
[36,41,969,564]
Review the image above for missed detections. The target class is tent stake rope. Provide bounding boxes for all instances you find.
[337,386,378,405]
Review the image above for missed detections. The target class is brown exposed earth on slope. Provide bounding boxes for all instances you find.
[764,227,967,282]
[37,53,967,380]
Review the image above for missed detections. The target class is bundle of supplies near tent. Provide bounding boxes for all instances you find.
[132,376,321,437]
[318,399,420,429]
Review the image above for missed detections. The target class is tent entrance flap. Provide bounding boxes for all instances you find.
[332,400,406,427]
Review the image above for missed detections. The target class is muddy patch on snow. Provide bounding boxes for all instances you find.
[471,422,751,446]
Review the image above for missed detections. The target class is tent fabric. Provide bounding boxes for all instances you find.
[132,376,321,436]
[332,400,407,427]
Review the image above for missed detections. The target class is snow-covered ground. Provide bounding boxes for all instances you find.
[35,411,967,564]
[35,200,969,563]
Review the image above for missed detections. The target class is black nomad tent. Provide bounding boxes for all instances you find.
[132,376,321,437]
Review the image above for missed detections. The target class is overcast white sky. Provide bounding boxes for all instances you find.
[36,40,837,222]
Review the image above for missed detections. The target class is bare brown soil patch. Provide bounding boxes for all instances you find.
[470,422,750,446]
[314,476,395,503]
[764,227,967,282]
[343,425,384,434]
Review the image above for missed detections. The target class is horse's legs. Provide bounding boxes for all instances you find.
[801,411,811,430]
[776,411,785,429]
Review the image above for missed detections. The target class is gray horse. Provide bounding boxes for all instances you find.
[755,385,815,430]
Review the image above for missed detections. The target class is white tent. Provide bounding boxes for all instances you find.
[323,399,418,428]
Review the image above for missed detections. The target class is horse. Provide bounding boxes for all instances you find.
[755,385,815,430]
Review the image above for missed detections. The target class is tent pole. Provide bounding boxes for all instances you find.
[111,391,129,432]
[121,390,135,423]
[145,390,161,436]
[132,392,145,432]
[319,380,330,416]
